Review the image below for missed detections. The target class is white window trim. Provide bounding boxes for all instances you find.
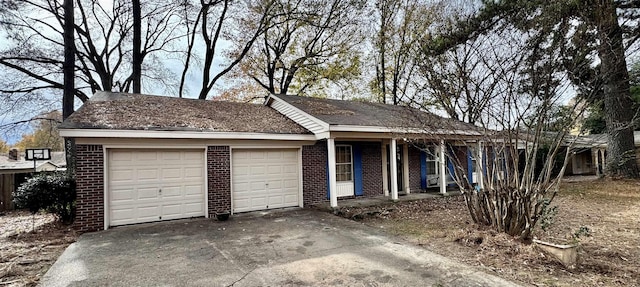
[426,146,439,175]
[335,144,354,183]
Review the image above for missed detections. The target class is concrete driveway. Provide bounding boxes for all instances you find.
[41,209,520,287]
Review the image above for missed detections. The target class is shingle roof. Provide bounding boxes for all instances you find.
[274,94,480,133]
[61,92,310,134]
[0,153,63,172]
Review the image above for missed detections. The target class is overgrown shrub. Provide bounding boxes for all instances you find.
[13,172,76,224]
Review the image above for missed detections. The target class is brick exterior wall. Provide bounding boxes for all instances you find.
[207,146,231,216]
[408,145,423,192]
[75,144,104,233]
[454,146,468,177]
[361,142,383,197]
[302,141,328,206]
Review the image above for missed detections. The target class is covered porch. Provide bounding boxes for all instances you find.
[325,133,485,208]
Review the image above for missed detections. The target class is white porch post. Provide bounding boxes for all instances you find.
[592,148,600,176]
[600,149,606,174]
[478,141,484,190]
[403,143,410,194]
[327,138,338,208]
[439,139,447,195]
[382,140,389,197]
[390,139,399,200]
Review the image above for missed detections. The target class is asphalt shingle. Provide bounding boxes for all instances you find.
[60,92,310,134]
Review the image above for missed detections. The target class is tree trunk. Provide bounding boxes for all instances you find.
[596,1,640,178]
[132,0,141,93]
[63,0,76,176]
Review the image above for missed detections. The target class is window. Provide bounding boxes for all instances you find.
[336,145,353,182]
[426,146,438,175]
[469,147,478,173]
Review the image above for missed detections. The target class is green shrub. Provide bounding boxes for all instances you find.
[13,172,76,224]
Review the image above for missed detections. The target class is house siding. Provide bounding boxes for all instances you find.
[207,146,231,216]
[302,141,328,206]
[408,145,422,192]
[270,99,326,134]
[75,144,104,233]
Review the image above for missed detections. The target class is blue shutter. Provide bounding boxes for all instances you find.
[467,148,473,184]
[483,149,488,179]
[353,144,364,196]
[447,159,455,179]
[326,160,330,199]
[420,150,427,189]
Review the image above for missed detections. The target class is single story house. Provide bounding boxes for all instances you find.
[60,92,486,232]
[0,149,66,211]
[563,134,607,176]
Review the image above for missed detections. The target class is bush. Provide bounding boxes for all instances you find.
[13,172,76,224]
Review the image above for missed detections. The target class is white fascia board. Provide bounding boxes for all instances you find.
[59,129,317,141]
[328,125,482,136]
[266,95,330,130]
[314,131,331,140]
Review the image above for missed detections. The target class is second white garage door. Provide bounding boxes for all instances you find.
[232,149,300,213]
[108,149,206,226]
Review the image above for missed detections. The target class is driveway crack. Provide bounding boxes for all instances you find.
[225,266,257,287]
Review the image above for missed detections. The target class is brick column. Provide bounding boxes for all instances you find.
[302,141,328,206]
[75,144,104,233]
[207,146,231,216]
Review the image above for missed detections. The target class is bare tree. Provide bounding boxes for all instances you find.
[0,0,186,138]
[62,0,75,174]
[413,24,589,240]
[177,0,278,100]
[416,32,518,124]
[132,0,141,93]
[422,0,639,178]
[372,0,437,105]
[0,0,185,100]
[226,0,365,98]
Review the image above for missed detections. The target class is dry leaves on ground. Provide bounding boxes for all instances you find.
[0,211,77,287]
[333,179,640,287]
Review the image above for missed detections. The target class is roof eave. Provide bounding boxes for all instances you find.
[59,129,317,141]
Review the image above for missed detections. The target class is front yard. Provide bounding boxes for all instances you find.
[0,211,77,286]
[333,179,640,286]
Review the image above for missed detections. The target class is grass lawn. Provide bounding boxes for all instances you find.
[333,178,640,287]
[0,211,78,287]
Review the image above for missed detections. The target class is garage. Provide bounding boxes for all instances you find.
[108,149,206,226]
[232,149,301,213]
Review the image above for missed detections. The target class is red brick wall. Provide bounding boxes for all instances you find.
[207,146,231,216]
[408,145,423,192]
[302,141,328,206]
[361,142,383,197]
[75,144,104,233]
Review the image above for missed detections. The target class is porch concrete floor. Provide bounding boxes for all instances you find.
[314,188,462,210]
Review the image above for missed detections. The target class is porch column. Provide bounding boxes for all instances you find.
[478,141,484,190]
[600,149,606,174]
[592,148,600,176]
[327,138,338,208]
[390,139,399,200]
[382,140,389,197]
[439,139,447,194]
[403,143,410,194]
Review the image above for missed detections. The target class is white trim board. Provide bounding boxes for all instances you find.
[60,129,316,141]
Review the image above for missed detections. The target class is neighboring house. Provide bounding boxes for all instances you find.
[59,92,486,232]
[563,134,607,176]
[0,149,66,211]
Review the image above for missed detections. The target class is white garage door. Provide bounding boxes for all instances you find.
[108,149,206,226]
[232,149,300,213]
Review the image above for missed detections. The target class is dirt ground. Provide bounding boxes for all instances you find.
[0,211,78,287]
[333,179,640,287]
